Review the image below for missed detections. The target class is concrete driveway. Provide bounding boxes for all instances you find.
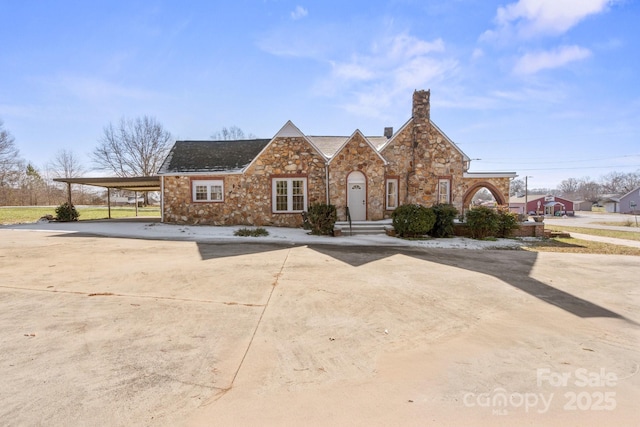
[0,229,638,426]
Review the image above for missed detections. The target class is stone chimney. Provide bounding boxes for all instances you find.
[412,89,431,147]
[412,89,430,125]
[384,127,393,138]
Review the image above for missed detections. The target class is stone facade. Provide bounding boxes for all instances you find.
[163,136,327,227]
[327,132,386,221]
[381,91,468,213]
[160,90,516,227]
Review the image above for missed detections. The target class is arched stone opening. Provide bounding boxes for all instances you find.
[462,181,507,209]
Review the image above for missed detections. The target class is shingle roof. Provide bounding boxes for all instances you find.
[158,139,271,174]
[307,136,390,157]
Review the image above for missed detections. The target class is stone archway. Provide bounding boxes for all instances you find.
[462,181,508,209]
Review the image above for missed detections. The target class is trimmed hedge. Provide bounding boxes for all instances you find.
[465,206,498,239]
[465,205,519,239]
[496,206,519,237]
[392,204,436,237]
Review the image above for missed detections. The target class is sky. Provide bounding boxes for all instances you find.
[1,0,639,190]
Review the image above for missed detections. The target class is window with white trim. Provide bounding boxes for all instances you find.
[272,177,307,213]
[192,180,224,202]
[386,178,398,210]
[438,179,450,204]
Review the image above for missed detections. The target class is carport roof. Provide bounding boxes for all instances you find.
[53,176,161,192]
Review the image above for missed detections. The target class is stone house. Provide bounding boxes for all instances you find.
[158,90,516,227]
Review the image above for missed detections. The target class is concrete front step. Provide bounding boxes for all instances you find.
[334,220,393,236]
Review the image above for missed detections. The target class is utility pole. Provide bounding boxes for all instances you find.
[524,176,529,217]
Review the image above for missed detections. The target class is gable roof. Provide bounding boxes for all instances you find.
[328,129,388,165]
[158,139,270,174]
[243,121,328,172]
[620,186,640,200]
[307,136,389,158]
[377,118,471,163]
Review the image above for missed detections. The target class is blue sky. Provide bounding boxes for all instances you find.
[1,0,638,189]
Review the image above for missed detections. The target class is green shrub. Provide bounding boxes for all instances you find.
[392,204,436,238]
[465,206,498,239]
[234,227,269,237]
[306,203,337,235]
[55,202,79,222]
[430,203,458,238]
[496,206,519,237]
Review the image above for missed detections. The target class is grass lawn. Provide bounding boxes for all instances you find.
[523,237,640,256]
[592,220,639,228]
[0,206,160,225]
[545,225,640,242]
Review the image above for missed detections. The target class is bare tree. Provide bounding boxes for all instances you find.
[600,171,640,194]
[509,178,525,196]
[92,116,172,177]
[577,177,601,202]
[49,149,86,179]
[211,126,256,140]
[558,177,580,199]
[0,120,25,205]
[0,120,23,187]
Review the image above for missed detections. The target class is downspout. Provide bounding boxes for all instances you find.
[325,163,330,205]
[160,176,165,223]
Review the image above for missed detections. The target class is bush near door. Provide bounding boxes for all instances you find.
[392,204,436,238]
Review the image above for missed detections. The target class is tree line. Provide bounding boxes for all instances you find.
[510,171,640,202]
[0,119,254,206]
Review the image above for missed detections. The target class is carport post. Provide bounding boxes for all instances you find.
[107,188,111,219]
[67,182,72,206]
[135,191,138,217]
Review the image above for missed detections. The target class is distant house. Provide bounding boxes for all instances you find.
[573,200,594,211]
[619,187,640,214]
[158,90,516,227]
[510,195,574,216]
[595,194,621,213]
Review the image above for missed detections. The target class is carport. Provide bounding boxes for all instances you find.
[53,176,161,219]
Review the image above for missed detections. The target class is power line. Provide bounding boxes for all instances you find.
[484,164,640,172]
[478,154,640,165]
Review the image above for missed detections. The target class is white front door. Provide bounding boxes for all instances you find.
[347,172,366,221]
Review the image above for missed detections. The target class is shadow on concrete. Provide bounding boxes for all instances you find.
[308,244,633,322]
[197,241,632,322]
[48,231,634,323]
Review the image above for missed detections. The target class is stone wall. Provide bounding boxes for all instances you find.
[163,136,327,227]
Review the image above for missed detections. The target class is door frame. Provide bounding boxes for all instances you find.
[346,171,367,220]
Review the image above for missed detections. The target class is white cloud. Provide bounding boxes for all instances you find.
[513,45,592,75]
[483,0,615,41]
[55,75,157,102]
[471,48,484,60]
[330,61,375,81]
[322,34,455,117]
[290,6,308,20]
